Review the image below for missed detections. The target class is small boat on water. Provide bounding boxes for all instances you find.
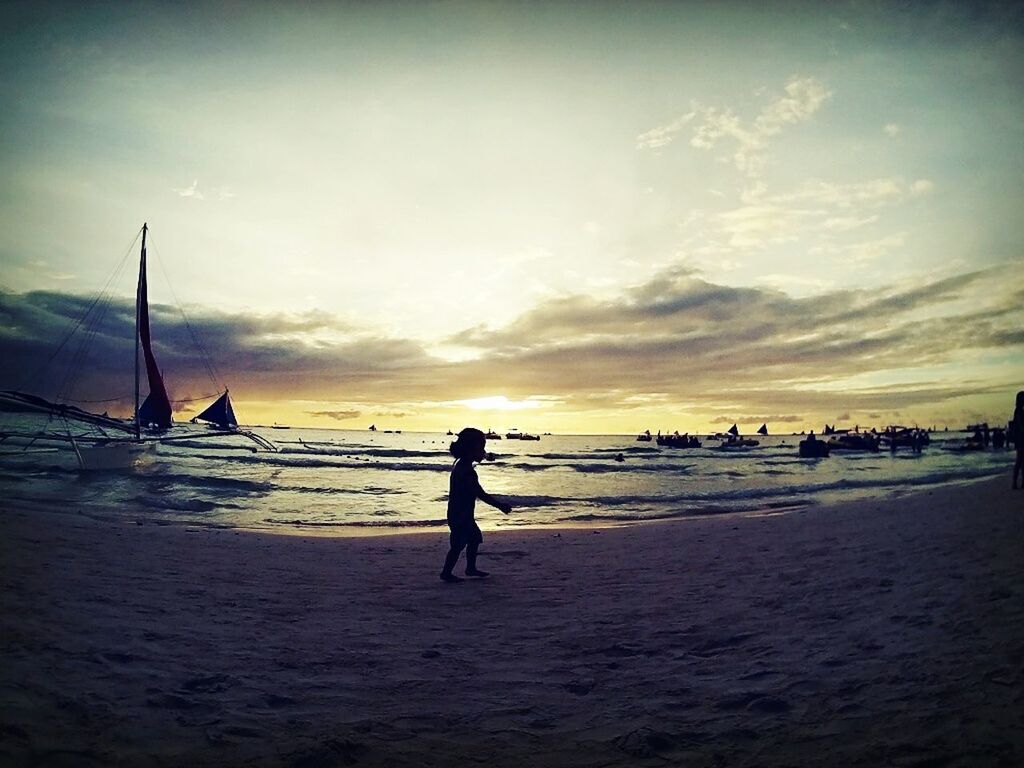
[799,435,830,458]
[506,428,540,441]
[826,434,879,452]
[716,437,760,450]
[879,426,928,451]
[709,424,758,448]
[657,431,701,449]
[484,430,502,440]
[636,430,653,442]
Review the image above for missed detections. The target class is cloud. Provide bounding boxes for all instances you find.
[756,178,908,208]
[884,123,901,137]
[754,77,832,136]
[716,203,814,248]
[171,180,235,201]
[821,215,879,232]
[635,111,696,149]
[0,289,436,412]
[173,180,204,200]
[639,77,831,177]
[709,414,803,425]
[709,178,926,254]
[307,409,361,420]
[1,261,1020,424]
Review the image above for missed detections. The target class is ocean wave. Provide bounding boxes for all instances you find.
[132,495,221,513]
[168,452,453,472]
[532,447,658,460]
[567,465,1003,509]
[553,497,814,523]
[505,494,575,508]
[506,461,693,474]
[282,446,448,459]
[279,484,407,496]
[143,472,274,494]
[265,518,448,529]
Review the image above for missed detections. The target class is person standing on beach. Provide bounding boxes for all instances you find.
[440,428,512,582]
[1011,391,1024,490]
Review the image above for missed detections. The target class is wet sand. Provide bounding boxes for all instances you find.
[2,476,1022,767]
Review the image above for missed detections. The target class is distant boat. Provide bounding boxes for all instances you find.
[728,423,739,436]
[657,432,701,449]
[506,428,523,439]
[484,430,502,440]
[717,436,759,450]
[269,422,290,430]
[799,435,830,458]
[757,423,768,436]
[446,429,453,435]
[519,433,540,441]
[0,223,274,469]
[636,430,652,442]
[880,425,929,450]
[368,424,377,431]
[826,434,879,452]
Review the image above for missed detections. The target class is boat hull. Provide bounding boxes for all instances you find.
[72,440,156,471]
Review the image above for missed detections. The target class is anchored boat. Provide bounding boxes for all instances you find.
[0,224,276,469]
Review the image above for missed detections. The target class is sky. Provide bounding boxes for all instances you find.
[1,0,1022,434]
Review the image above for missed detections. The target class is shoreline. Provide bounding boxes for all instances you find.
[2,475,1022,766]
[0,470,1006,542]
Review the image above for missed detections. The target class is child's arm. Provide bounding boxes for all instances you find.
[476,482,512,514]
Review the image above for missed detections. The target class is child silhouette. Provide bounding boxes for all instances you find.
[440,427,512,582]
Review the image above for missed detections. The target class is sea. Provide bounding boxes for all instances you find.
[0,421,1011,535]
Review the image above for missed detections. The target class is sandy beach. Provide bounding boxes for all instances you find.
[2,476,1022,767]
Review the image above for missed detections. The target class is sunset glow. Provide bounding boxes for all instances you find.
[1,1,1021,434]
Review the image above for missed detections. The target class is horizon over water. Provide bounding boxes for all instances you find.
[0,421,1010,535]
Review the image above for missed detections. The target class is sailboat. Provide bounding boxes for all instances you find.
[718,422,759,449]
[191,390,237,430]
[757,423,768,436]
[0,223,275,469]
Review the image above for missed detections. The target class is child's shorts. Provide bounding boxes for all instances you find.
[449,521,483,550]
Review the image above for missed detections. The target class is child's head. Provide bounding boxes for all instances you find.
[450,427,487,461]
[1017,390,1024,411]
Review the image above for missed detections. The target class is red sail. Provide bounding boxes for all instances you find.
[136,235,173,429]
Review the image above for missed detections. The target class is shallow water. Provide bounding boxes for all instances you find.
[0,422,1010,533]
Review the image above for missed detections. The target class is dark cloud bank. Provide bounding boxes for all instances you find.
[1,264,1019,421]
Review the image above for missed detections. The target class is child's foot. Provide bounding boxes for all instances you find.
[440,572,463,583]
[465,569,490,578]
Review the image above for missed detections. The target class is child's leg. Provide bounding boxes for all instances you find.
[465,542,489,576]
[441,543,465,577]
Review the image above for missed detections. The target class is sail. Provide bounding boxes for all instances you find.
[193,390,237,429]
[757,423,768,435]
[136,231,173,429]
[728,423,739,436]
